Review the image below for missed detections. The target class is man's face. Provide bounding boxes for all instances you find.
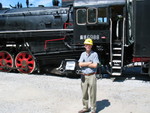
[84,44,92,51]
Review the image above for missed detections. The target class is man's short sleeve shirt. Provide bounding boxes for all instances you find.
[78,51,100,74]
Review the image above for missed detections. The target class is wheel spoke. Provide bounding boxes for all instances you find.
[6,61,13,66]
[16,63,22,67]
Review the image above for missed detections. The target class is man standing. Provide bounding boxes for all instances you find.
[78,38,100,113]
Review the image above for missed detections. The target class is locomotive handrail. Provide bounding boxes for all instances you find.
[0,8,68,16]
[116,19,120,38]
[0,29,73,34]
[109,18,113,67]
[44,38,65,50]
[121,17,126,67]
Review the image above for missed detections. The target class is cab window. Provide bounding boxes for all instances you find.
[76,9,86,25]
[87,8,97,24]
[98,8,108,23]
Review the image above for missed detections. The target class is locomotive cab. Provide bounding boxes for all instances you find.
[73,0,127,76]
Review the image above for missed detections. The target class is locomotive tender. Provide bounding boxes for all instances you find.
[0,0,150,77]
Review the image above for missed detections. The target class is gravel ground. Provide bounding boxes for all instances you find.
[0,72,150,113]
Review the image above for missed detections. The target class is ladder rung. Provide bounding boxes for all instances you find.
[112,60,121,63]
[113,48,121,50]
[113,64,121,66]
[112,66,121,69]
[112,72,121,76]
[113,54,121,56]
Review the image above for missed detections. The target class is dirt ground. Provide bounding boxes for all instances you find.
[0,72,150,113]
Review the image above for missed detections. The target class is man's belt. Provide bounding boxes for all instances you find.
[82,72,96,76]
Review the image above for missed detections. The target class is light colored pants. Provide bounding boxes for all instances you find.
[81,74,97,112]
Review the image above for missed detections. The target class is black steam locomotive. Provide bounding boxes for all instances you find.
[0,0,76,75]
[0,0,150,77]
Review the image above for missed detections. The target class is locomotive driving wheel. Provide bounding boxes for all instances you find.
[15,51,36,74]
[0,51,13,72]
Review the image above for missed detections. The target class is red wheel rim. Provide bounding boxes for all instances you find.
[0,51,13,72]
[15,51,36,73]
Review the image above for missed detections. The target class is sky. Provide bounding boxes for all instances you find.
[0,0,62,8]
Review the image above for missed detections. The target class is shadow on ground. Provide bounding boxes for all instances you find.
[96,99,111,113]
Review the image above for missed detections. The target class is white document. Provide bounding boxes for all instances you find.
[65,61,76,70]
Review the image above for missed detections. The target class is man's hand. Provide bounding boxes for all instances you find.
[79,62,92,67]
[88,63,98,68]
[79,62,97,68]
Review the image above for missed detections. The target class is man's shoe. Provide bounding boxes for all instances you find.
[78,109,89,113]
